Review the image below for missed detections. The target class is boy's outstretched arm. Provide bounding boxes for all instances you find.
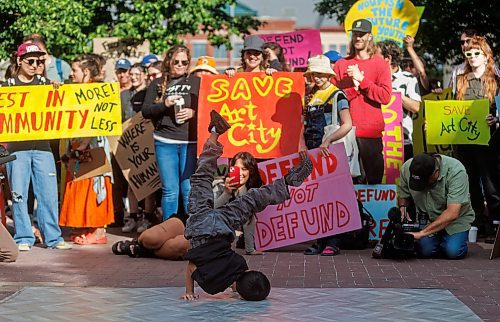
[182,261,199,300]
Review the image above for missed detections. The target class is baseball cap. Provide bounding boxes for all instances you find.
[323,50,343,63]
[17,42,45,58]
[141,54,159,67]
[349,19,372,33]
[242,35,265,52]
[409,154,438,191]
[115,58,132,70]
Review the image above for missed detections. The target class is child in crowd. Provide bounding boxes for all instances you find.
[182,110,313,301]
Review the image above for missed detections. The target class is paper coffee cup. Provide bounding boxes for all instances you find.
[468,226,478,243]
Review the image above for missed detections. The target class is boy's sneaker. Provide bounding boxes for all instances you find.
[122,218,137,233]
[208,110,231,134]
[18,244,31,252]
[52,242,72,250]
[137,218,151,233]
[285,154,313,187]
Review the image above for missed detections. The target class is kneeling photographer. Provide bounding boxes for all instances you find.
[376,153,475,260]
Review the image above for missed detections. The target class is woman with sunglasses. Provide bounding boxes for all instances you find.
[58,54,115,245]
[142,45,200,222]
[454,36,500,235]
[1,42,71,251]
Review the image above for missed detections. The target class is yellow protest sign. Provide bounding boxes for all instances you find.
[426,99,490,145]
[345,0,420,47]
[0,83,122,142]
[412,89,454,155]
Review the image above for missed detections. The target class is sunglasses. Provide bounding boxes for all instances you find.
[23,58,45,66]
[173,60,189,66]
[460,39,470,45]
[464,50,483,58]
[244,50,262,56]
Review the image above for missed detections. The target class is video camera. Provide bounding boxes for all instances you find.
[372,207,428,259]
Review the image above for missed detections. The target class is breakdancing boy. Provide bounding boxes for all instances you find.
[182,110,313,301]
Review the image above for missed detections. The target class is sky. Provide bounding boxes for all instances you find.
[239,0,340,28]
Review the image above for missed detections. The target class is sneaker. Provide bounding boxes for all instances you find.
[52,242,72,250]
[18,244,31,252]
[122,218,137,233]
[285,154,313,187]
[208,110,231,134]
[136,218,152,233]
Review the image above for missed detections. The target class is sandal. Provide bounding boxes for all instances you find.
[74,233,108,245]
[304,244,321,255]
[321,245,340,256]
[127,240,154,258]
[112,240,131,255]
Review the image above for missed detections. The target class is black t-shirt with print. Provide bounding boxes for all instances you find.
[1,76,52,153]
[142,75,200,142]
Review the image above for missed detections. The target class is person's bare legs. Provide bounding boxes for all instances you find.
[139,217,188,259]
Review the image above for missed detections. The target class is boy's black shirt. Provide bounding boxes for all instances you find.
[184,239,248,295]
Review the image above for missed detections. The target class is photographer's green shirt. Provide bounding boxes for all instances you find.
[397,155,475,235]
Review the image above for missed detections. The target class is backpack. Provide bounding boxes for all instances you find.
[336,199,375,250]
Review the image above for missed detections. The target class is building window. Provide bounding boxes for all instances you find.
[329,44,337,51]
[232,43,244,57]
[340,44,348,56]
[214,44,228,59]
[192,43,207,58]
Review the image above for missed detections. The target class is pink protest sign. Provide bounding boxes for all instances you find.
[259,29,323,68]
[382,92,404,184]
[256,144,361,251]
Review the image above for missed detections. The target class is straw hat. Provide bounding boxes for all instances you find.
[190,56,218,74]
[303,55,335,76]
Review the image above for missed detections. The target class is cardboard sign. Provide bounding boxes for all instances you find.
[382,92,404,184]
[412,89,454,156]
[108,113,160,201]
[66,147,112,182]
[259,30,323,68]
[344,0,420,47]
[197,72,305,158]
[0,83,122,142]
[255,144,361,251]
[426,99,490,145]
[355,185,397,240]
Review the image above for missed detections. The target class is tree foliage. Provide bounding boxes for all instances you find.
[315,0,500,65]
[0,0,262,61]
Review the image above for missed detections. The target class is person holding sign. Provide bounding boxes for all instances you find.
[59,54,114,245]
[182,110,313,300]
[377,40,422,160]
[397,153,474,259]
[334,18,392,184]
[142,45,200,221]
[225,35,277,76]
[453,36,500,232]
[2,42,71,251]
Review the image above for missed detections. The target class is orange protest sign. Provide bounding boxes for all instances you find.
[197,72,305,158]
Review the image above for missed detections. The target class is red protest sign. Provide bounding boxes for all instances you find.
[197,72,305,158]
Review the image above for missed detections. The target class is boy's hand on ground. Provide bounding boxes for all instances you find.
[181,292,199,300]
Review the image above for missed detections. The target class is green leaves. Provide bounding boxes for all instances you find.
[0,0,261,60]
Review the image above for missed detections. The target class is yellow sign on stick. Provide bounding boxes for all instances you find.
[0,83,122,142]
[426,99,490,145]
[345,0,420,47]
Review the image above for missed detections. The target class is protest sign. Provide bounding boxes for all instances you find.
[382,92,404,184]
[67,147,112,182]
[259,30,323,68]
[0,83,122,142]
[108,113,160,201]
[344,0,420,47]
[198,72,305,158]
[255,144,361,251]
[426,99,490,145]
[412,89,454,156]
[355,185,397,240]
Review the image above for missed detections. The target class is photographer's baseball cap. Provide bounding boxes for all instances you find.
[115,58,132,71]
[17,42,45,58]
[141,54,159,67]
[349,19,372,33]
[409,154,437,191]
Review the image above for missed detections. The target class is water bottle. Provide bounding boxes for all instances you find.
[174,97,185,124]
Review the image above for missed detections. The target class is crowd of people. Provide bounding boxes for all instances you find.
[0,17,499,300]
